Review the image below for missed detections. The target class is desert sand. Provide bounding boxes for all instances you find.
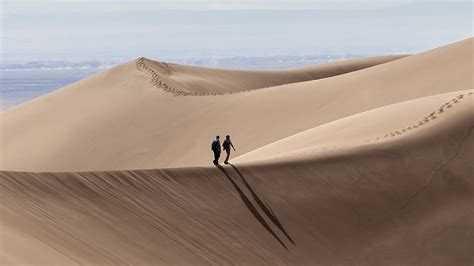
[0,38,473,264]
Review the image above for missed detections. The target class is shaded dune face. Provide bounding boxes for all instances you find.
[0,94,472,264]
[0,38,473,264]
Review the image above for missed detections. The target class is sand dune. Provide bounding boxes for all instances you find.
[0,39,471,172]
[138,55,405,95]
[0,38,473,264]
[235,90,473,162]
[1,89,472,264]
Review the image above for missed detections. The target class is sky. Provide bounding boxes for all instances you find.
[1,0,472,61]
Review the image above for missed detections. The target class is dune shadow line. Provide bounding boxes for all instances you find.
[229,164,295,245]
[216,165,288,250]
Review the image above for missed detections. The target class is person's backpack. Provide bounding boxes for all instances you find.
[223,139,230,150]
[211,140,219,151]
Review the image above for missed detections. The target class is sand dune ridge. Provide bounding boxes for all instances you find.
[135,55,405,96]
[378,91,471,139]
[0,38,473,264]
[235,90,473,163]
[1,99,472,264]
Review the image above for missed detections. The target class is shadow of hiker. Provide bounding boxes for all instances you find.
[215,164,288,250]
[229,164,295,245]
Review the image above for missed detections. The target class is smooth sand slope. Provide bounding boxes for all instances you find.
[0,38,473,264]
[0,55,405,171]
[234,90,473,162]
[1,39,472,172]
[139,55,405,95]
[1,89,473,264]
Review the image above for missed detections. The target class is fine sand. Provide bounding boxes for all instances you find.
[0,38,473,264]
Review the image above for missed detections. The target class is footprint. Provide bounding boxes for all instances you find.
[446,104,452,108]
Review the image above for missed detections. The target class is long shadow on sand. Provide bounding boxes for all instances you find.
[229,164,295,245]
[216,164,293,250]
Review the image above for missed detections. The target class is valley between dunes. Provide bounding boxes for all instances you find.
[0,38,472,265]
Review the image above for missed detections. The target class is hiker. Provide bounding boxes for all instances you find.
[222,135,236,164]
[211,135,221,165]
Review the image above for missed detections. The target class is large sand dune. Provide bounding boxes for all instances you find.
[139,55,405,95]
[1,90,472,264]
[235,90,473,162]
[0,38,473,264]
[0,39,471,172]
[0,55,404,172]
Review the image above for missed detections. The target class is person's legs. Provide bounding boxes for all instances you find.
[214,151,221,164]
[224,148,230,163]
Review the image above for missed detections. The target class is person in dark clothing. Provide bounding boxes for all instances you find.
[211,136,221,165]
[222,135,236,164]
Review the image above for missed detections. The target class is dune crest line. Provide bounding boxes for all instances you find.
[135,56,401,96]
[377,91,472,140]
[136,57,192,96]
[136,57,264,96]
[239,90,473,162]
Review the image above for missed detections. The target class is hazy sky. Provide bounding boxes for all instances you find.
[1,0,472,60]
